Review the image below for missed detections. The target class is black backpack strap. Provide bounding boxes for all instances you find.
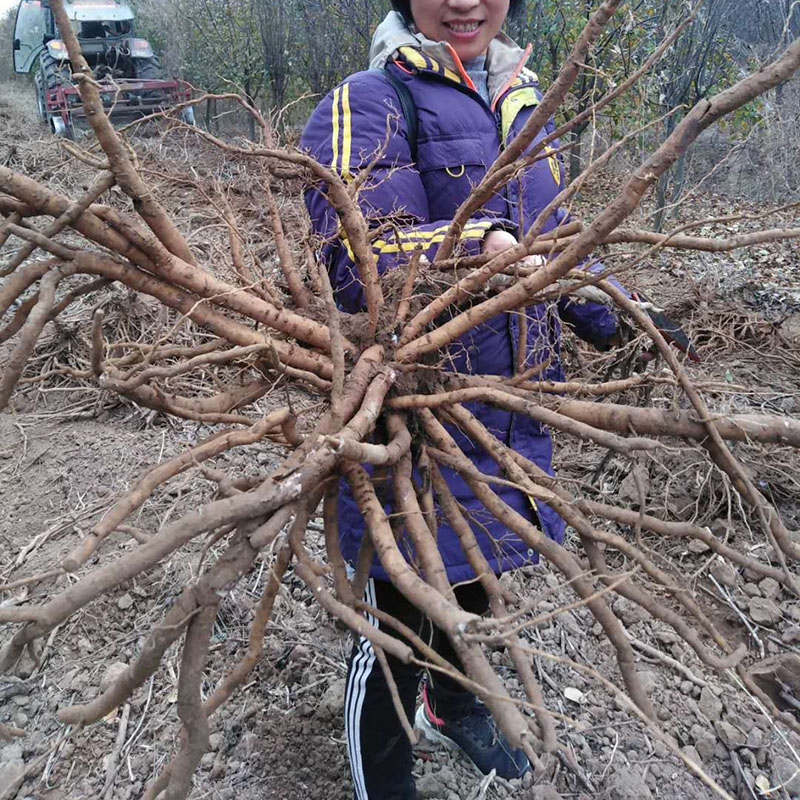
[375,67,418,163]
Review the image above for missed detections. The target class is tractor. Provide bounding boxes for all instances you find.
[12,0,193,137]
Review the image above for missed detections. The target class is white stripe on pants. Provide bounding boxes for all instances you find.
[345,578,378,800]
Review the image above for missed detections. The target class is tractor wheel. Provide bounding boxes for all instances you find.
[34,72,46,123]
[131,56,166,104]
[38,52,72,136]
[40,51,70,93]
[132,56,164,80]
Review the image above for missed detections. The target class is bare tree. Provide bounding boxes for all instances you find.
[649,0,738,230]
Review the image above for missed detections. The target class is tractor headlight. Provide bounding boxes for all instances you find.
[127,38,154,58]
[46,39,69,59]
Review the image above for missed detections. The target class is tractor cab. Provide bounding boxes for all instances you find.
[13,1,141,75]
[11,0,48,74]
[10,0,192,138]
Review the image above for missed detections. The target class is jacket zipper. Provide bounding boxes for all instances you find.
[416,70,526,449]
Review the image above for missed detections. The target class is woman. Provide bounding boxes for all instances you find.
[301,2,621,797]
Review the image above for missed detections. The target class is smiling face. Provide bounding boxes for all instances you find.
[409,0,511,61]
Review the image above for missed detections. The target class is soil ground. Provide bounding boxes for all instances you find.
[1,86,800,800]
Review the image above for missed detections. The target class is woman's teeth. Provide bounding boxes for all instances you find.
[446,21,481,33]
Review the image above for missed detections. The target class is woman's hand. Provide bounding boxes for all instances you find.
[482,229,518,255]
[482,229,547,271]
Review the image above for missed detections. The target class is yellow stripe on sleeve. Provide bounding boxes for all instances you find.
[378,219,492,244]
[341,83,352,180]
[373,221,493,255]
[331,87,340,173]
[375,222,453,243]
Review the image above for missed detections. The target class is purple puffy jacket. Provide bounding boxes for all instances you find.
[301,29,619,583]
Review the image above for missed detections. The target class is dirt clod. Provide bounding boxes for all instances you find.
[682,744,703,765]
[748,597,782,625]
[782,626,800,644]
[522,784,562,800]
[714,719,746,749]
[417,768,456,799]
[117,592,135,610]
[695,736,716,762]
[602,768,653,800]
[0,758,25,790]
[637,670,658,696]
[0,740,25,790]
[611,597,648,626]
[771,754,800,795]
[710,559,738,587]
[315,678,346,722]
[698,687,723,721]
[758,577,780,599]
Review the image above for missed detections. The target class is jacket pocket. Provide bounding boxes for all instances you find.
[416,136,486,219]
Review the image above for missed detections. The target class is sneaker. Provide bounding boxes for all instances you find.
[415,683,530,779]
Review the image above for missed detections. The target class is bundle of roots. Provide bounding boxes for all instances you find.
[2,1,800,798]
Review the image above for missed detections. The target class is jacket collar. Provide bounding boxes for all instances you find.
[368,11,537,102]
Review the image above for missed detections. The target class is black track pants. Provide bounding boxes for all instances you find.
[345,578,490,800]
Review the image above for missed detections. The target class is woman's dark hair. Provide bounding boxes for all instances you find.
[390,0,525,27]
